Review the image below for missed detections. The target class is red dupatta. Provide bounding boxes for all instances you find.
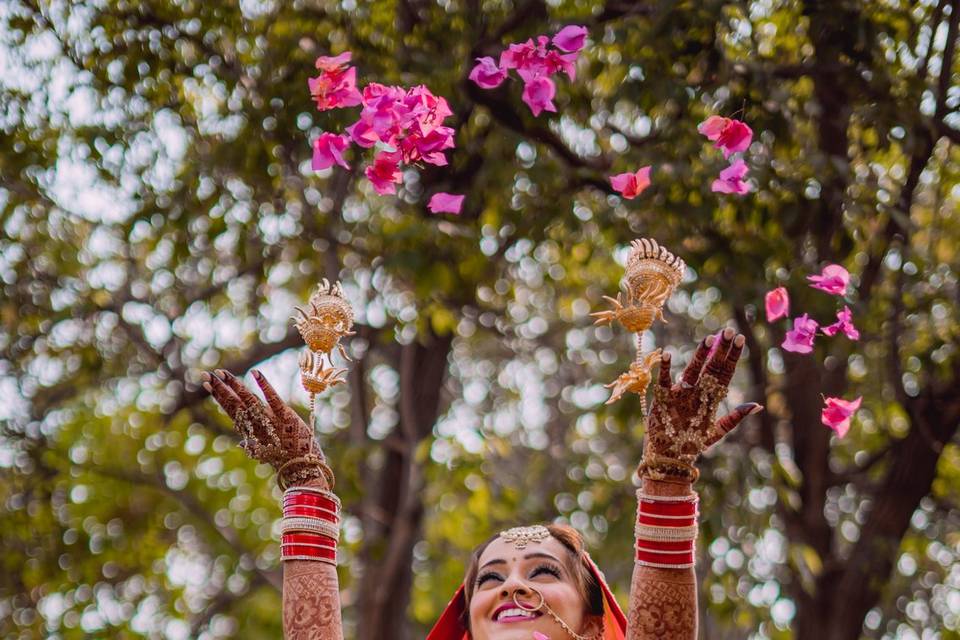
[426,553,626,640]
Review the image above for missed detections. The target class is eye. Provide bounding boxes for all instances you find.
[476,571,503,586]
[530,563,562,579]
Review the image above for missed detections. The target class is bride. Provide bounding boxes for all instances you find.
[202,323,758,640]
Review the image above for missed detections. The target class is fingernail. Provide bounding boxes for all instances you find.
[252,369,262,379]
[705,335,715,347]
[201,372,210,382]
[662,352,671,361]
[734,335,745,347]
[202,382,212,393]
[215,369,226,378]
[748,403,764,415]
[723,327,734,339]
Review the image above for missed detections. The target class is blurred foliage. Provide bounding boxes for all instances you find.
[2,0,960,639]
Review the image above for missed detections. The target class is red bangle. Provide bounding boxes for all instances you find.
[635,549,695,566]
[637,514,697,527]
[282,546,338,561]
[638,500,698,517]
[635,539,695,552]
[283,493,340,512]
[282,505,340,522]
[283,532,338,545]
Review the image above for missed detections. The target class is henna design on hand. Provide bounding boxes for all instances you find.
[202,369,333,490]
[627,565,697,639]
[638,327,763,483]
[283,562,344,640]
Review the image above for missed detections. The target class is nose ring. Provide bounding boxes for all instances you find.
[512,588,545,612]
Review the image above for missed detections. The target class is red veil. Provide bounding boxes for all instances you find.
[426,553,626,640]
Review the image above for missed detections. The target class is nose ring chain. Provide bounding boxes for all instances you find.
[512,588,605,640]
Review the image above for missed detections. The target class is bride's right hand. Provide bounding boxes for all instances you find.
[201,369,333,490]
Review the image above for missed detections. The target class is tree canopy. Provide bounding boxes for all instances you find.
[2,1,960,639]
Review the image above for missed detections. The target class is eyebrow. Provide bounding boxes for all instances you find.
[479,552,563,570]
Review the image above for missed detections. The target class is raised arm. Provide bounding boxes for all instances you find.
[203,368,344,640]
[626,329,761,639]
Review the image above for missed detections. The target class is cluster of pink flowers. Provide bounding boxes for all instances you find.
[308,52,463,211]
[765,264,862,437]
[469,25,588,116]
[698,115,753,195]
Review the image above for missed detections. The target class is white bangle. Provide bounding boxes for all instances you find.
[636,509,699,520]
[280,516,341,540]
[636,490,698,504]
[634,524,698,541]
[635,558,695,569]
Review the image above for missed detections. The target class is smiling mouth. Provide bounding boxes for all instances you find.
[494,607,543,623]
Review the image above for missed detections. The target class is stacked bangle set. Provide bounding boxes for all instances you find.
[634,491,698,569]
[280,486,341,565]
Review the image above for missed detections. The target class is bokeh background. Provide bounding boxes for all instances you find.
[2,0,960,638]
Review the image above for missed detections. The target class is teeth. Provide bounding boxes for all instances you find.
[497,608,536,621]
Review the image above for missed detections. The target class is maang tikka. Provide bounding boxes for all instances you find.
[292,279,355,417]
[591,238,685,413]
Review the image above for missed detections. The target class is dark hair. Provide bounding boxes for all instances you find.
[460,524,604,630]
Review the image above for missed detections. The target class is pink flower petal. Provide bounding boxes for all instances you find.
[521,76,557,116]
[821,396,862,438]
[552,25,588,53]
[311,132,351,171]
[697,115,729,141]
[427,192,465,214]
[765,287,790,322]
[807,264,850,296]
[469,56,508,89]
[782,313,818,354]
[821,305,860,340]
[711,158,750,195]
[314,51,352,71]
[715,119,753,157]
[364,151,402,195]
[610,166,652,199]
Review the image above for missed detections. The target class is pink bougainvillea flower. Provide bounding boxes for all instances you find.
[610,166,652,199]
[500,39,539,71]
[521,75,557,116]
[821,395,862,438]
[711,158,750,194]
[807,264,850,296]
[365,151,402,195]
[311,132,351,171]
[782,313,818,354]
[468,57,508,89]
[308,65,363,111]
[314,51,353,71]
[698,115,753,157]
[545,49,578,81]
[427,192,465,214]
[697,115,729,141]
[715,119,753,157]
[552,25,588,53]
[822,305,860,340]
[765,286,790,322]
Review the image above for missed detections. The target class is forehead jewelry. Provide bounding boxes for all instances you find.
[499,525,551,550]
[292,278,355,417]
[591,238,685,413]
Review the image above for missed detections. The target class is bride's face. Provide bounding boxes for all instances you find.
[468,536,596,640]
